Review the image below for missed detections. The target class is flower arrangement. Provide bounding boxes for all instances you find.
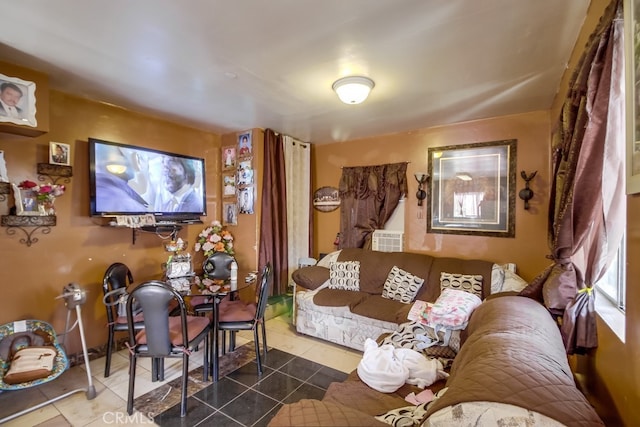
[18,180,66,202]
[194,220,234,257]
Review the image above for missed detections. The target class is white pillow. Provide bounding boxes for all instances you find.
[317,250,342,268]
[501,270,528,292]
[490,264,505,294]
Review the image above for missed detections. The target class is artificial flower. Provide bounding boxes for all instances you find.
[194,220,234,257]
[19,180,66,202]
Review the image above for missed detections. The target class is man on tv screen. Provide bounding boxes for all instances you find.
[155,156,203,213]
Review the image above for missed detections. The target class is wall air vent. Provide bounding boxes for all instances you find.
[371,230,404,253]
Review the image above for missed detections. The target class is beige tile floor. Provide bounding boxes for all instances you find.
[2,314,363,426]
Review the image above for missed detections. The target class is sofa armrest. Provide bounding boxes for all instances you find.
[292,266,330,290]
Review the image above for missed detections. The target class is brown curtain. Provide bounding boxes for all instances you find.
[520,0,625,354]
[258,129,289,295]
[338,162,408,249]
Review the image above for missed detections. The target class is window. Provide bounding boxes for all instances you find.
[595,236,626,312]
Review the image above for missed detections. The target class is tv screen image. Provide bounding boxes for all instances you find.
[89,138,207,220]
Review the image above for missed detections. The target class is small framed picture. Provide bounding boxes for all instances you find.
[239,187,254,215]
[11,183,39,216]
[238,131,252,159]
[223,174,236,197]
[237,159,254,186]
[0,73,37,128]
[49,142,71,166]
[223,146,236,170]
[223,202,238,225]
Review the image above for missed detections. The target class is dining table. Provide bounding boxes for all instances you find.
[166,272,256,382]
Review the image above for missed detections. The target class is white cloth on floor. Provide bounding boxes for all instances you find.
[357,338,447,393]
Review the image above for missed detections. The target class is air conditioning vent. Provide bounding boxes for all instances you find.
[372,230,404,252]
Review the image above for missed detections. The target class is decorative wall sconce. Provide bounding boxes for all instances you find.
[414,173,429,206]
[518,170,537,210]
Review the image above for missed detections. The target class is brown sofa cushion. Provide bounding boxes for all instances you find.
[349,294,406,323]
[268,399,387,427]
[322,381,410,416]
[292,266,329,290]
[338,248,434,295]
[313,288,370,308]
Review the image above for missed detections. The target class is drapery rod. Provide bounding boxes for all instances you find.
[341,161,410,169]
[272,130,309,147]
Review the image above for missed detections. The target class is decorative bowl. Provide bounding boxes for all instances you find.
[164,240,188,252]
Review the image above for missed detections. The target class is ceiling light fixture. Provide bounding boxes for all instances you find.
[332,76,375,105]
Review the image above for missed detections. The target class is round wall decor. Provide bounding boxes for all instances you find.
[313,186,340,212]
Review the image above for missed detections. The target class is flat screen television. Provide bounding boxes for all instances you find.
[89,137,207,222]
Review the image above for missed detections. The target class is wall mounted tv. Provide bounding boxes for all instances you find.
[89,137,207,222]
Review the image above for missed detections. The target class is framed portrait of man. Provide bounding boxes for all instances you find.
[49,142,71,166]
[238,187,254,215]
[0,73,37,127]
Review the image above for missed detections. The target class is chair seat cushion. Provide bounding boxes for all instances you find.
[115,313,144,325]
[135,315,210,346]
[219,303,256,322]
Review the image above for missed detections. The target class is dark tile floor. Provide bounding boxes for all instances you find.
[153,348,348,427]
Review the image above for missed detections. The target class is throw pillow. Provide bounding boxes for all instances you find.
[292,266,330,290]
[440,272,483,299]
[501,269,529,292]
[428,288,482,332]
[328,261,360,291]
[382,266,424,303]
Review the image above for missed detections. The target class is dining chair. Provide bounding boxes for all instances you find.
[101,262,143,378]
[125,280,211,418]
[192,252,236,313]
[217,263,272,375]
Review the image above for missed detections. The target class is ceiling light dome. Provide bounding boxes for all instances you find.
[332,76,375,104]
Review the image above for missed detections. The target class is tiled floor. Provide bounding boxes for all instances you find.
[0,314,363,426]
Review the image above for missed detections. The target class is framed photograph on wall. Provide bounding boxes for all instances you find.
[0,73,37,127]
[49,142,71,166]
[238,131,252,159]
[238,186,254,214]
[223,173,236,197]
[222,146,236,170]
[427,139,516,238]
[237,159,254,186]
[223,202,238,226]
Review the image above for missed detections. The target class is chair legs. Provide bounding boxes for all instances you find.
[126,354,137,415]
[105,326,115,378]
[253,327,262,375]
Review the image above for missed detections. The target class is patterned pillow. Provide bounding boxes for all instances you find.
[328,261,360,291]
[382,266,424,303]
[440,272,483,299]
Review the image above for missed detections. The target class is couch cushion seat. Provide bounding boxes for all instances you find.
[350,294,408,323]
[313,288,369,308]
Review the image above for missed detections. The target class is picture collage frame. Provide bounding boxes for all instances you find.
[222,130,254,225]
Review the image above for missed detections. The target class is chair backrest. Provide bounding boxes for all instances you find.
[298,257,317,269]
[203,252,235,280]
[254,263,273,322]
[103,263,134,323]
[126,280,188,356]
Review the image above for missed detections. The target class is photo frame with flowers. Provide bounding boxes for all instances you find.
[11,183,38,216]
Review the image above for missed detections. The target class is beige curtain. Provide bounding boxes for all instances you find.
[283,135,312,287]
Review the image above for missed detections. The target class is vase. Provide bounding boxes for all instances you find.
[38,198,55,216]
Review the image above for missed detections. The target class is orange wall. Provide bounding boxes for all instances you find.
[0,89,224,355]
[313,111,551,281]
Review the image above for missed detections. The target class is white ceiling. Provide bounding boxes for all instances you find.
[0,0,590,144]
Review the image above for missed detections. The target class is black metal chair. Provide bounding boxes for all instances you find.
[125,280,211,417]
[217,263,272,375]
[102,262,143,378]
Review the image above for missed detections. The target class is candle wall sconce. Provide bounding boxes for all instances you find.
[414,173,429,206]
[518,170,537,210]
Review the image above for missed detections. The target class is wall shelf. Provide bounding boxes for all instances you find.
[103,222,182,244]
[37,163,73,185]
[1,214,56,247]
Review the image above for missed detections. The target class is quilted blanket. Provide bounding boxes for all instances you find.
[423,296,604,427]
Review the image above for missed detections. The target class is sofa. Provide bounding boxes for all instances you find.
[270,295,604,426]
[293,248,516,353]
